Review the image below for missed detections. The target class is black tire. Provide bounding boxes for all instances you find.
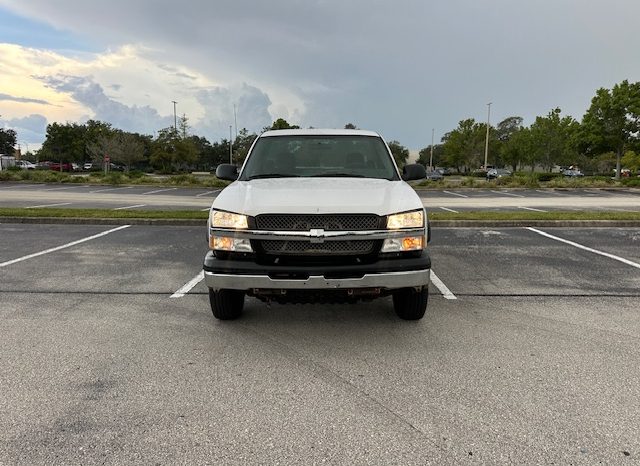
[392,286,429,320]
[209,288,245,320]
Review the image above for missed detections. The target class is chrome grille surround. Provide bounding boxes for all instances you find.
[255,214,380,231]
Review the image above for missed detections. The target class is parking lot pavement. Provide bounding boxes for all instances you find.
[2,183,640,212]
[1,224,640,464]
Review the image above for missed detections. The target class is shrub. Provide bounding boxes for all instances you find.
[127,170,145,179]
[168,174,199,185]
[103,172,124,185]
[621,178,640,187]
[535,173,563,182]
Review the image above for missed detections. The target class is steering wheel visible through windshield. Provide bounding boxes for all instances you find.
[239,135,400,181]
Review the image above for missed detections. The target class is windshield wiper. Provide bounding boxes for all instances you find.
[310,173,367,178]
[246,173,301,180]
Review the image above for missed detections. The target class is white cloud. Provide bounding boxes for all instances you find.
[0,43,288,143]
[1,113,48,146]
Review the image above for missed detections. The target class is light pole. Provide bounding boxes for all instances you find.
[172,100,178,131]
[430,128,434,171]
[484,102,492,170]
[229,125,233,164]
[233,104,238,140]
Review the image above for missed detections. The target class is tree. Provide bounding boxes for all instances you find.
[418,144,444,168]
[264,118,300,131]
[495,117,526,172]
[87,131,145,172]
[387,140,409,168]
[441,119,488,172]
[500,127,532,172]
[528,108,580,172]
[580,80,640,179]
[150,127,198,172]
[621,150,640,173]
[150,127,179,172]
[0,125,17,155]
[39,122,86,162]
[495,116,524,142]
[233,128,258,164]
[344,123,358,129]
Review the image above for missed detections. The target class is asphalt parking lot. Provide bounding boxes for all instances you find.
[1,182,640,212]
[1,223,639,464]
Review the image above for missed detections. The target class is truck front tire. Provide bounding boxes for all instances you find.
[209,288,245,320]
[392,286,429,320]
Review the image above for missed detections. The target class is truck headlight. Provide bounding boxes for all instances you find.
[210,210,249,229]
[383,209,425,252]
[386,210,424,229]
[381,236,425,252]
[210,236,253,252]
[209,210,253,252]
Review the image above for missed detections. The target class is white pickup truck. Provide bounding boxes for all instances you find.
[204,129,431,320]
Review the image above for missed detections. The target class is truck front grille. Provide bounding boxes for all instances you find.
[260,240,375,256]
[255,214,380,231]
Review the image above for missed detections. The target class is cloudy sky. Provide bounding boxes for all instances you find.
[1,0,639,150]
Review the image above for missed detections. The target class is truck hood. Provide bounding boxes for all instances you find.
[212,178,423,217]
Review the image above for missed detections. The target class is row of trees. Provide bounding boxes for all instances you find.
[7,80,640,177]
[31,117,266,173]
[28,116,413,173]
[418,80,640,178]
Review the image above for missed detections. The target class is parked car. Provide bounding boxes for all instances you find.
[16,160,36,169]
[486,168,512,180]
[83,162,93,171]
[47,162,74,172]
[563,169,584,177]
[425,170,444,181]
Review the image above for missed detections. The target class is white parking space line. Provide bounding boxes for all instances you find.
[518,206,548,212]
[201,207,211,211]
[25,202,72,209]
[196,190,220,197]
[430,270,457,300]
[439,207,459,213]
[490,190,524,197]
[113,204,146,210]
[536,189,565,195]
[142,188,178,195]
[171,271,205,298]
[89,186,134,193]
[0,225,131,268]
[0,183,39,189]
[443,190,468,198]
[526,227,640,270]
[42,186,76,191]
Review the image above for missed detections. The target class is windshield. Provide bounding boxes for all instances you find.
[239,135,399,181]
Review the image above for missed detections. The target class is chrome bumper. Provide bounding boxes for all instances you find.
[204,269,430,291]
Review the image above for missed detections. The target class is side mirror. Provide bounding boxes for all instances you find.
[402,163,426,181]
[216,164,238,181]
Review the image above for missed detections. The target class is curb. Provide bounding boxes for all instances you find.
[2,217,640,228]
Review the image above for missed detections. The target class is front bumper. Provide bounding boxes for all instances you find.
[203,252,431,291]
